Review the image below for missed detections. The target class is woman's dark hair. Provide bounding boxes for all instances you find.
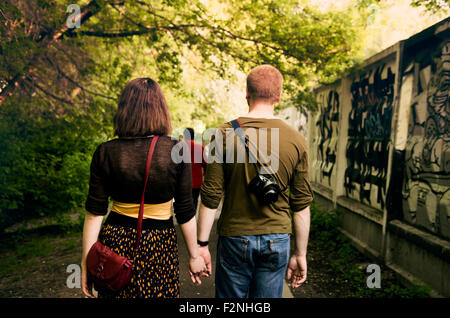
[184,127,194,140]
[114,78,172,137]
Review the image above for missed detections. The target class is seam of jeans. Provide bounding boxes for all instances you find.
[225,236,249,244]
[269,236,290,244]
[242,241,248,264]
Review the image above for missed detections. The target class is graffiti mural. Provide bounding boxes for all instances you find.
[344,64,395,209]
[277,106,309,140]
[314,90,340,186]
[402,40,450,238]
[297,107,309,138]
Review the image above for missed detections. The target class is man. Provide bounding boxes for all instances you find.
[184,127,207,212]
[197,65,313,298]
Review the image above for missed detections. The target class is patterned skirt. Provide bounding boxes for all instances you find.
[97,212,180,298]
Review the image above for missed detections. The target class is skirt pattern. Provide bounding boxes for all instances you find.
[97,223,180,298]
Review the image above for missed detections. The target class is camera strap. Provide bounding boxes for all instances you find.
[230,119,277,176]
[230,119,258,168]
[231,119,292,195]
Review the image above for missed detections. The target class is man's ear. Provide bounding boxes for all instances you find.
[277,90,283,103]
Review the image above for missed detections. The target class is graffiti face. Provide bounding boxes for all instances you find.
[403,40,450,238]
[344,64,395,209]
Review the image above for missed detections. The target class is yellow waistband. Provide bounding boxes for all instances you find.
[111,199,173,220]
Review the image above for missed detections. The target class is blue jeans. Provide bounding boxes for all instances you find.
[215,233,290,298]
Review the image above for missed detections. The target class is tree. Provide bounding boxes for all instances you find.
[0,0,361,229]
[0,0,360,108]
[358,0,449,15]
[410,0,450,14]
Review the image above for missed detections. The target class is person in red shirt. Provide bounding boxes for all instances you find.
[184,128,207,212]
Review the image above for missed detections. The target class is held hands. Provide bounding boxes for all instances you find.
[285,253,307,289]
[188,246,212,285]
[188,255,207,285]
[198,246,212,277]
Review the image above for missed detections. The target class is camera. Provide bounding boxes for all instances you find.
[248,174,281,205]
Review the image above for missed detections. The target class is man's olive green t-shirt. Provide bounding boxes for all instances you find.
[200,116,313,237]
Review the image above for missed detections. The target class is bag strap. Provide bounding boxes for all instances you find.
[134,135,159,258]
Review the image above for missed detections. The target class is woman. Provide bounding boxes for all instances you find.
[81,78,205,298]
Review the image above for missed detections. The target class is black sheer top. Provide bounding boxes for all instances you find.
[85,135,195,224]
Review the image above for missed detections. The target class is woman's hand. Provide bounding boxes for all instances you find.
[81,262,95,298]
[188,255,206,285]
[81,211,104,298]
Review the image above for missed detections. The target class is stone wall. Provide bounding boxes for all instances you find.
[400,26,450,239]
[278,17,450,296]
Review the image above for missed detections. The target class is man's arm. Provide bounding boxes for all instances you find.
[198,158,223,247]
[293,206,310,257]
[286,206,310,288]
[196,202,217,275]
[197,149,224,275]
[286,139,313,288]
[198,202,217,243]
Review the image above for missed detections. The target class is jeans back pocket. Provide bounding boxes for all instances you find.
[218,236,249,271]
[263,235,290,271]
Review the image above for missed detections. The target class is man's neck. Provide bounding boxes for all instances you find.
[245,102,276,119]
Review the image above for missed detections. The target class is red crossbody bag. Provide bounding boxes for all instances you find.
[86,135,159,292]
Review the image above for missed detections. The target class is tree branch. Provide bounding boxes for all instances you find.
[0,0,102,106]
[44,54,116,101]
[68,24,199,38]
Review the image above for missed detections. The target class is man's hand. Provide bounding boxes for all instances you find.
[198,245,212,277]
[285,253,307,289]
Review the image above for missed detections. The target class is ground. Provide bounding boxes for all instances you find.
[0,208,427,298]
[0,230,406,298]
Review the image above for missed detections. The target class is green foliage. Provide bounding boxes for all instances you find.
[200,0,361,99]
[0,94,109,231]
[1,0,364,108]
[410,0,449,14]
[310,202,343,246]
[357,0,449,15]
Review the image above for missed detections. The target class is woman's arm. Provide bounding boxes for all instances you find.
[179,216,206,284]
[81,211,104,298]
[173,142,206,283]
